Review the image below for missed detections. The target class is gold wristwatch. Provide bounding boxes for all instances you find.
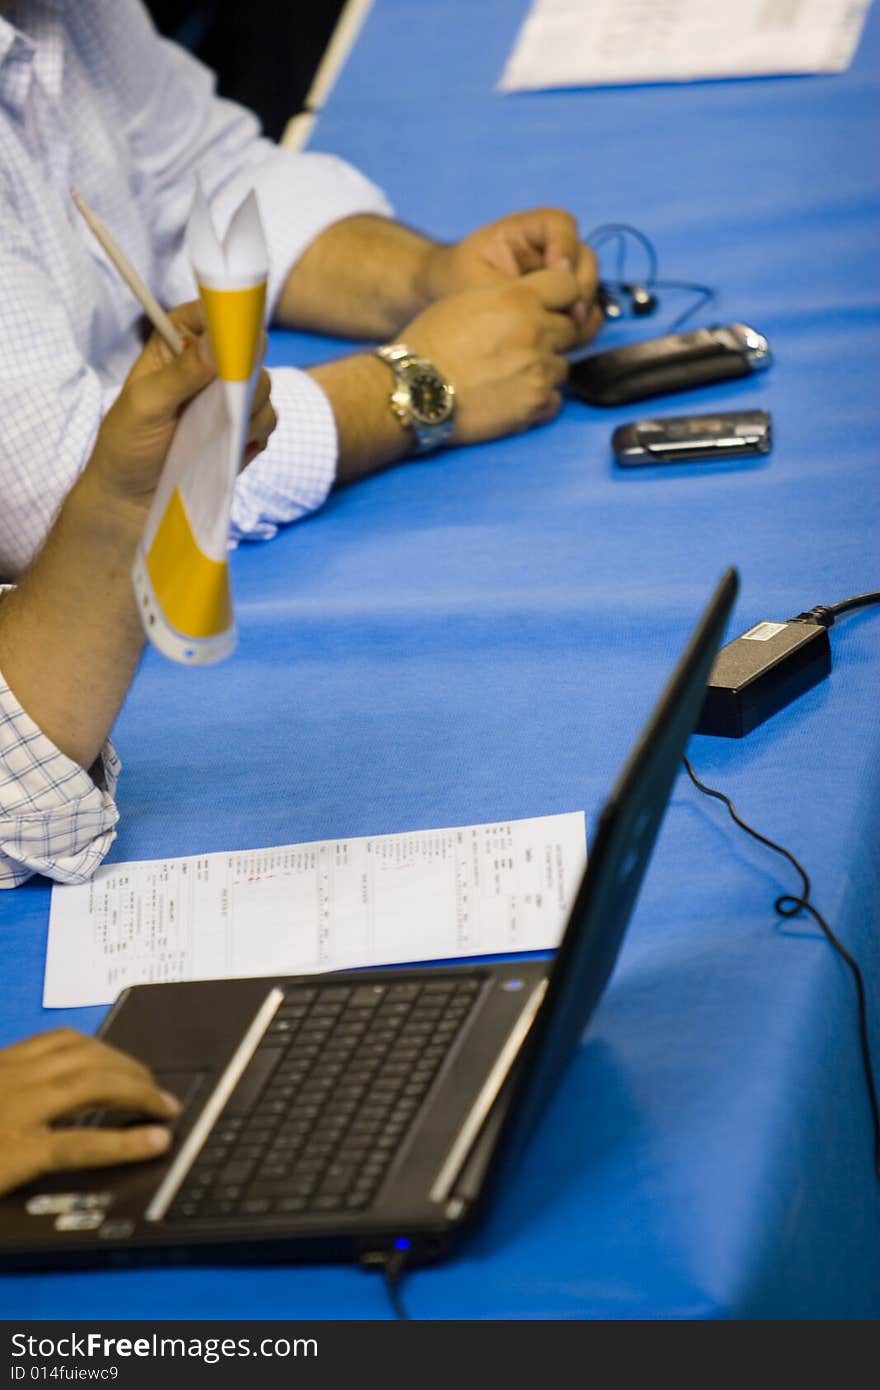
[374,343,455,454]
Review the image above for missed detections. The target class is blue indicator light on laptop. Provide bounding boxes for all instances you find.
[394,1237,411,1251]
[502,979,524,991]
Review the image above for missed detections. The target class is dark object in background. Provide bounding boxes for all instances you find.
[697,619,831,737]
[611,409,772,465]
[568,324,772,407]
[146,1,346,140]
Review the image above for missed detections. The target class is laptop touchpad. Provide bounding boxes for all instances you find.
[54,1070,207,1131]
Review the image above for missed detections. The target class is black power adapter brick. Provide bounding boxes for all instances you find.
[696,617,831,737]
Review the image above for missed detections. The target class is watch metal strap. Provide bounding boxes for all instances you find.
[374,343,453,455]
[376,343,414,368]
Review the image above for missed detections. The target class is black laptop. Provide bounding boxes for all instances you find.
[0,570,737,1271]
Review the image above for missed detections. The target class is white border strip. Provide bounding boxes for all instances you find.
[145,987,284,1222]
[429,979,549,1203]
[281,0,375,150]
[132,550,236,668]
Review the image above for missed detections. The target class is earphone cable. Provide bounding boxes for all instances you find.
[659,280,717,329]
[585,222,659,283]
[585,225,716,329]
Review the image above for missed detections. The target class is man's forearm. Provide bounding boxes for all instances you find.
[0,474,146,771]
[277,215,454,340]
[307,354,412,484]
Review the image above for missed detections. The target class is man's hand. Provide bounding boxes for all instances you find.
[309,263,601,483]
[0,1030,180,1197]
[89,301,276,513]
[424,209,600,346]
[403,265,599,442]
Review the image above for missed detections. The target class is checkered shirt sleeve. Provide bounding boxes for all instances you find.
[230,367,338,540]
[0,598,121,888]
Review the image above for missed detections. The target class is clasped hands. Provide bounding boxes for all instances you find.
[404,207,601,443]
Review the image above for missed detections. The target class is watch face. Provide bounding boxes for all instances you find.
[408,370,451,425]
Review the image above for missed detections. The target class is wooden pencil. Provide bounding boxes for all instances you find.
[71,190,184,355]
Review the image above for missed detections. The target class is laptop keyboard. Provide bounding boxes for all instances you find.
[167,975,483,1222]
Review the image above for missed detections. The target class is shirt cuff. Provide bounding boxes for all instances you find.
[0,677,121,888]
[230,366,338,542]
[210,147,394,316]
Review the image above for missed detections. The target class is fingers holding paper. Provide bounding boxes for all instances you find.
[90,302,277,512]
[244,366,276,464]
[88,313,216,512]
[130,299,208,376]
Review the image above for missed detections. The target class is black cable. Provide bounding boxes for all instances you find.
[831,589,880,617]
[790,590,880,627]
[382,1251,411,1319]
[682,755,880,1180]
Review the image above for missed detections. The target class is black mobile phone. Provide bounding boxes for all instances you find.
[611,409,772,465]
[568,323,772,406]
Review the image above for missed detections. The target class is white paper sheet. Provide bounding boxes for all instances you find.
[500,0,872,92]
[43,814,587,1008]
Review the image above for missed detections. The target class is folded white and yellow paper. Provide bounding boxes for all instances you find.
[132,188,268,664]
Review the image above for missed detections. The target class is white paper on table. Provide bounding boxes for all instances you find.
[499,0,873,92]
[43,814,587,1008]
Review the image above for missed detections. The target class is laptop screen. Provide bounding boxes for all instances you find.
[484,568,738,1187]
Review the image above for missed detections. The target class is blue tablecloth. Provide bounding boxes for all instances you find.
[2,0,879,1319]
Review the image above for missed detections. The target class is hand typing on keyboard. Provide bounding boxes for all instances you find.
[0,1029,181,1197]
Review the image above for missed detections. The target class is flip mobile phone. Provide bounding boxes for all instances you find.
[568,323,772,406]
[611,409,772,465]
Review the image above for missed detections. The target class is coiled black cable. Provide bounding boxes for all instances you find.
[683,755,880,1180]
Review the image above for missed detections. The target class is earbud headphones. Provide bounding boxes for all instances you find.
[586,222,716,331]
[597,281,658,319]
